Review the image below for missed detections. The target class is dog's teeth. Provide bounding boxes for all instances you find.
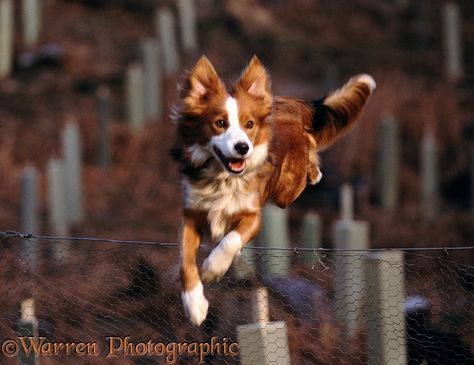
[228,159,245,173]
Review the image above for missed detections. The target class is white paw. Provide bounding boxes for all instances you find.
[315,167,323,184]
[182,282,209,326]
[357,74,376,91]
[308,167,322,186]
[202,231,242,283]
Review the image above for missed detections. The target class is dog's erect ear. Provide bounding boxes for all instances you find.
[235,56,272,104]
[181,56,225,104]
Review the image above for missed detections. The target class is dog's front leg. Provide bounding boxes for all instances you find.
[202,212,261,283]
[180,216,209,326]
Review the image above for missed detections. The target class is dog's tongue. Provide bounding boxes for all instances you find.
[228,159,245,172]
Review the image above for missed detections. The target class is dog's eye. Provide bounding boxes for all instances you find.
[215,119,227,128]
[246,120,254,129]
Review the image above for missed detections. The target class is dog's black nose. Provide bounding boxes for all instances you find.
[234,142,249,156]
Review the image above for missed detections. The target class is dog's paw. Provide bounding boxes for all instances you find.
[202,231,242,283]
[308,167,323,185]
[182,282,209,326]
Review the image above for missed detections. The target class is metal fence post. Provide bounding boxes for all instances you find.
[364,251,407,365]
[155,8,180,75]
[17,298,39,365]
[125,63,146,131]
[301,211,321,264]
[259,204,290,277]
[443,2,463,81]
[97,86,111,168]
[340,183,354,221]
[0,0,14,78]
[332,219,369,339]
[421,130,438,222]
[21,166,39,270]
[237,288,291,365]
[377,114,399,209]
[22,0,42,48]
[141,38,162,120]
[177,0,197,53]
[47,159,70,261]
[62,121,84,225]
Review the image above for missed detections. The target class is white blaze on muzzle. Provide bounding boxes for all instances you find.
[209,97,253,174]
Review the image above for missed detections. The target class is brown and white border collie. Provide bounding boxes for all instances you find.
[172,56,375,325]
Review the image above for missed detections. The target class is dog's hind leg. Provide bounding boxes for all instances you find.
[202,212,261,283]
[180,216,209,326]
[307,134,322,185]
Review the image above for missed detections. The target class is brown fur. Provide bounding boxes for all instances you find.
[172,56,375,325]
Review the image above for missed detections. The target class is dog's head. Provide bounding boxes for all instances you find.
[174,56,272,175]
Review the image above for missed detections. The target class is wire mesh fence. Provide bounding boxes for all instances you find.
[0,234,473,365]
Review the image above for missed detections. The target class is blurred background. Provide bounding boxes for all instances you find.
[0,0,473,249]
[0,1,474,364]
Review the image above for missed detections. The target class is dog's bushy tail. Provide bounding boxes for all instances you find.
[310,74,376,150]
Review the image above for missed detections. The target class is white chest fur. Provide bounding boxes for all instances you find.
[183,175,258,242]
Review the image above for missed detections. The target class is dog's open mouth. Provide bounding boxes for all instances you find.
[213,147,246,174]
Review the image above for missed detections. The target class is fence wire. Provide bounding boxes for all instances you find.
[0,234,473,365]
